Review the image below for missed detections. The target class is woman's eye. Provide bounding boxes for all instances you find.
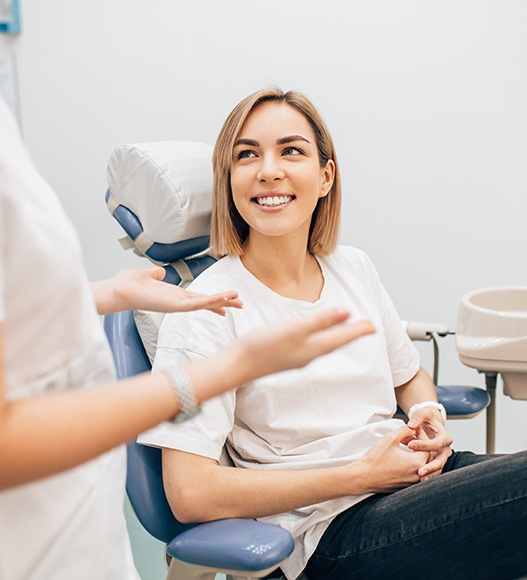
[283,147,303,156]
[236,149,256,160]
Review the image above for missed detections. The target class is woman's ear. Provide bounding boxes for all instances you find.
[319,160,335,198]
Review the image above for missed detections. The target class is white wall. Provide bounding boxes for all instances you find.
[2,0,526,452]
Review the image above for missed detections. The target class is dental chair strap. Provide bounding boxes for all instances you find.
[107,191,156,259]
[118,235,135,251]
[169,259,195,288]
[131,232,155,255]
[117,232,155,260]
[106,192,120,214]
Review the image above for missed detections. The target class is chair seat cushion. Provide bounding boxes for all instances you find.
[435,384,490,417]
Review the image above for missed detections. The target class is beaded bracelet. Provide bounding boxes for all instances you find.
[165,369,200,423]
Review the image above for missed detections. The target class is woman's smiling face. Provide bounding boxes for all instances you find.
[230,101,334,244]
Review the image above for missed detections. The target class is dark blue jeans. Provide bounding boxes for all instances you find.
[305,450,527,580]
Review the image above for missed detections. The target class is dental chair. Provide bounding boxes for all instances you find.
[104,309,295,580]
[104,141,295,580]
[103,141,490,580]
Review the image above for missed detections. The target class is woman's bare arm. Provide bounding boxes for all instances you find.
[162,423,429,524]
[394,367,438,416]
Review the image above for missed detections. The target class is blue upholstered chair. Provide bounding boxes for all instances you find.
[104,307,295,580]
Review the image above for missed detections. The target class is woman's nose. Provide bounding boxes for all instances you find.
[257,155,284,182]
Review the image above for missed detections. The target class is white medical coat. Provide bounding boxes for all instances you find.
[0,99,139,580]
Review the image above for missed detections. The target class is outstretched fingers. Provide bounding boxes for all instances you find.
[282,309,375,370]
[240,309,375,380]
[303,314,375,359]
[186,289,244,315]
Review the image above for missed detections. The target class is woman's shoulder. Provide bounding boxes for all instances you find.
[156,256,242,353]
[187,255,244,292]
[324,245,374,268]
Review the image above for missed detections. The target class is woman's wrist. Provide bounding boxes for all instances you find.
[333,460,370,496]
[408,401,447,423]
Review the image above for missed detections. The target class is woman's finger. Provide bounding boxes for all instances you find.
[302,314,375,356]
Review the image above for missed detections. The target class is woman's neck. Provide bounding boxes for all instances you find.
[240,234,324,302]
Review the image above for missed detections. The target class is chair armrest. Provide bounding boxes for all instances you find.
[167,518,294,572]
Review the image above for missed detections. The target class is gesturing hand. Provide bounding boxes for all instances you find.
[239,309,375,381]
[93,266,243,315]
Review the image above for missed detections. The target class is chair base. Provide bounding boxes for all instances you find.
[226,572,311,580]
[167,557,282,580]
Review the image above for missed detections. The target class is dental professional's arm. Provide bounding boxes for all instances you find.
[395,367,453,480]
[91,266,243,316]
[0,309,372,490]
[163,423,430,524]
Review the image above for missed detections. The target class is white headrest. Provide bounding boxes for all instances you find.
[107,141,213,244]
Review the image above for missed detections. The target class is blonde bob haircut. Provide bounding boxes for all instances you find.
[211,87,341,257]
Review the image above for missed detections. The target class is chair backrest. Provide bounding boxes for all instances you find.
[105,142,219,542]
[104,310,197,543]
[106,140,214,267]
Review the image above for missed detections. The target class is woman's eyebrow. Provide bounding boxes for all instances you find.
[234,138,259,147]
[276,135,311,145]
[234,135,311,148]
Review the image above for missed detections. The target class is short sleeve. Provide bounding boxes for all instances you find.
[137,305,238,460]
[137,389,236,461]
[358,251,420,386]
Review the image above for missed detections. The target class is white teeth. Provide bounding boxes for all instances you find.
[255,196,292,207]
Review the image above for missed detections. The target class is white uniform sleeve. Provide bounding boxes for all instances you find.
[0,187,5,323]
[0,99,14,323]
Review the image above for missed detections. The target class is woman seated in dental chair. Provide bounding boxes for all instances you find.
[139,88,527,580]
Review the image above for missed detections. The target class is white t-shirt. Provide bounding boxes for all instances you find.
[139,249,420,580]
[0,99,139,580]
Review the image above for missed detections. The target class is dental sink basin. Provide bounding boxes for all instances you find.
[456,286,527,399]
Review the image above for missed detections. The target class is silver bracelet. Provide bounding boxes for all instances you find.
[408,401,447,423]
[165,369,200,423]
